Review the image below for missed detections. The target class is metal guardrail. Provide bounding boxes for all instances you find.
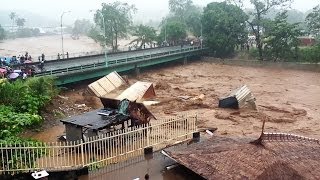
[0,115,197,174]
[35,46,203,77]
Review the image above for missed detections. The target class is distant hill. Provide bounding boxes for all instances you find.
[0,10,59,29]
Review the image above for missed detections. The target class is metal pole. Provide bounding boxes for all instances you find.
[201,23,203,49]
[100,13,108,67]
[164,20,167,45]
[60,11,70,59]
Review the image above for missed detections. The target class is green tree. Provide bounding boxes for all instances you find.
[202,2,248,57]
[92,2,136,51]
[0,25,5,40]
[72,19,93,39]
[9,12,16,32]
[169,0,193,21]
[306,5,320,37]
[168,0,202,37]
[130,25,157,49]
[16,18,26,29]
[237,0,292,60]
[264,12,302,61]
[158,20,187,45]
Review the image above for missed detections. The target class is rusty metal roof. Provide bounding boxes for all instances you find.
[165,135,320,180]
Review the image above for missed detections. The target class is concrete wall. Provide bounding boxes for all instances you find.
[204,58,320,72]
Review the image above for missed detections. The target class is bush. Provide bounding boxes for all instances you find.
[0,77,58,114]
[298,45,320,63]
[0,106,42,139]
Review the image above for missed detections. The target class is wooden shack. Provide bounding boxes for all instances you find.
[60,98,155,142]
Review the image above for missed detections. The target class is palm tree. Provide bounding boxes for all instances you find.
[130,25,157,49]
[9,12,16,32]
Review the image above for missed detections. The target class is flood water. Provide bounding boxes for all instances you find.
[79,152,204,180]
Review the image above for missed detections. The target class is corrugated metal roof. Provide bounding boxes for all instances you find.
[88,71,126,97]
[117,81,156,102]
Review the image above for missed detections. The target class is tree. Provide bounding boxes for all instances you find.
[72,19,93,39]
[264,12,302,61]
[239,0,292,60]
[169,0,193,21]
[92,2,136,51]
[158,20,187,45]
[130,25,157,49]
[16,18,26,29]
[168,0,203,37]
[0,25,5,40]
[306,5,320,37]
[9,12,16,32]
[202,2,248,57]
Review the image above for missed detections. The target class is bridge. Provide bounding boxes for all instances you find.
[33,46,204,85]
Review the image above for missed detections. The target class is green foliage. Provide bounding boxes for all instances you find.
[130,25,157,48]
[298,45,320,63]
[202,2,248,57]
[244,0,293,60]
[0,77,55,170]
[0,77,58,114]
[263,12,302,61]
[91,2,136,51]
[306,5,320,37]
[0,24,5,40]
[168,0,202,37]
[158,20,187,45]
[0,106,42,139]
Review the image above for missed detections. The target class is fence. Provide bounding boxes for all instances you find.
[0,115,197,174]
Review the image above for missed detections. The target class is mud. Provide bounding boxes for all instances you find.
[23,60,320,141]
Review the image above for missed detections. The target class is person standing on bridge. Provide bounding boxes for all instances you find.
[41,53,45,62]
[66,52,69,59]
[57,53,60,60]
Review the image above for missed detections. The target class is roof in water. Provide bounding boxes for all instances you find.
[117,81,156,102]
[165,135,320,180]
[88,71,126,97]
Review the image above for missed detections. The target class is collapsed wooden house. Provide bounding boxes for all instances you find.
[60,98,155,142]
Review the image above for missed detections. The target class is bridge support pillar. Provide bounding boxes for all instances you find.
[183,56,188,65]
[134,65,140,76]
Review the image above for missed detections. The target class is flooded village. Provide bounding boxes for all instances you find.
[1,0,320,179]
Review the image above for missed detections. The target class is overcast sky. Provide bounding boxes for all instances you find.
[1,0,319,24]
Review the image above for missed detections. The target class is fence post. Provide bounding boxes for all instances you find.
[81,140,85,167]
[144,124,153,155]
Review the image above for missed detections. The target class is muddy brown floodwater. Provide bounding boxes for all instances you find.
[22,59,320,179]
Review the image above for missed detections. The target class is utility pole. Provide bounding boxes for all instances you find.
[60,11,71,59]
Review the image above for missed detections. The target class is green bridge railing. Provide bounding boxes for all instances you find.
[35,46,203,77]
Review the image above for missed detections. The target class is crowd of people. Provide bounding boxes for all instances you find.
[0,52,46,81]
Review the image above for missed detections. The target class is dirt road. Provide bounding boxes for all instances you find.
[23,60,320,141]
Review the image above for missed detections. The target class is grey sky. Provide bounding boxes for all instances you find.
[1,0,319,25]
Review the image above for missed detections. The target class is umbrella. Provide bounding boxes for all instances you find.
[0,68,7,73]
[9,73,20,79]
[14,70,22,73]
[24,60,33,64]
